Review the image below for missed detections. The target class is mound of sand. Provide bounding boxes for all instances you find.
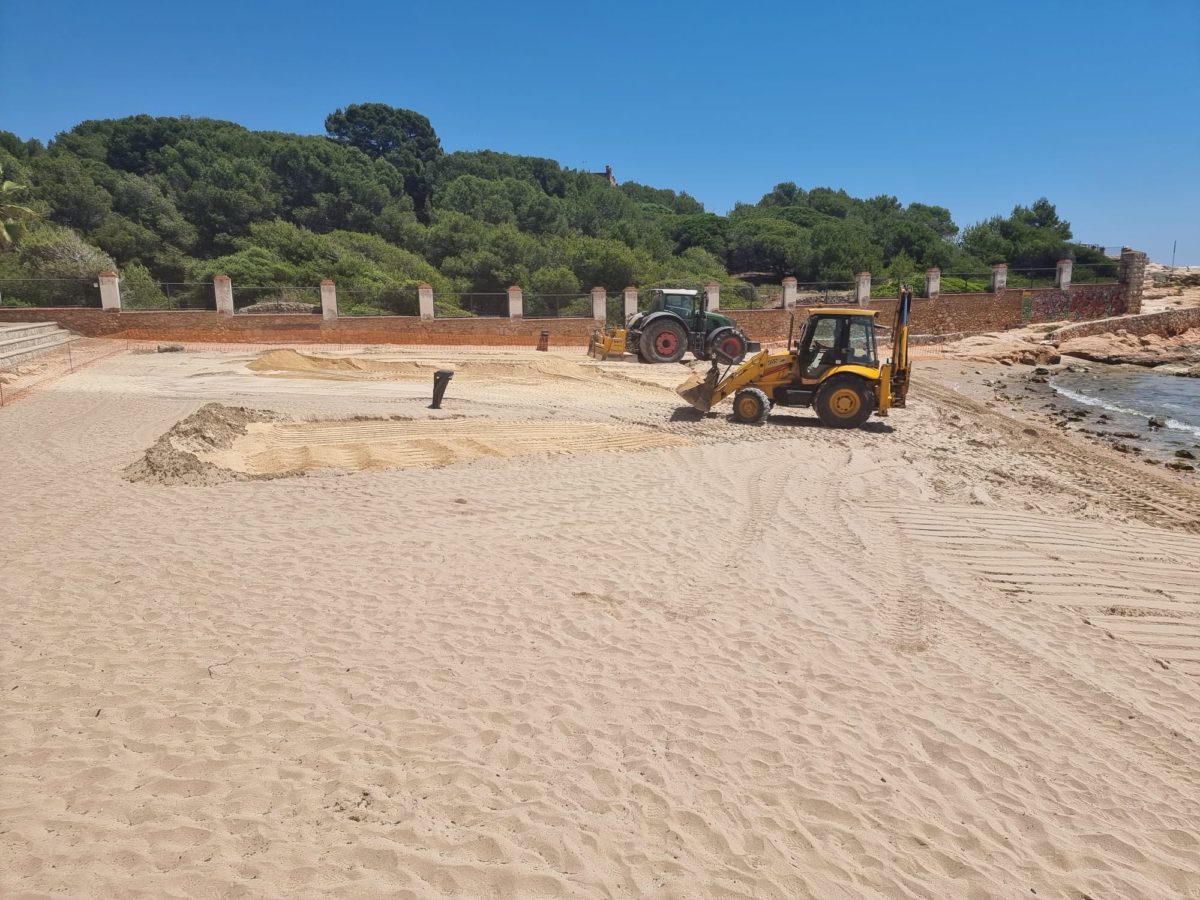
[128,401,691,482]
[246,348,666,387]
[124,403,281,486]
[206,417,690,476]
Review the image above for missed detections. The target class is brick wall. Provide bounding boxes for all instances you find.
[1024,283,1124,323]
[726,290,1028,342]
[0,309,599,346]
[0,280,1144,347]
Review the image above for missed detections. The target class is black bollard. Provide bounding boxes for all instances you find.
[430,369,454,409]
[536,330,550,352]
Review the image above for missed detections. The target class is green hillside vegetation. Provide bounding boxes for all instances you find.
[0,104,1117,311]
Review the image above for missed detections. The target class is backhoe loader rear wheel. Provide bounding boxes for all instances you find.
[640,319,688,364]
[732,387,771,424]
[815,376,874,429]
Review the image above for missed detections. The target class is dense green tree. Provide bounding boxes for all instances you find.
[325,104,442,216]
[0,165,38,251]
[1,111,1106,309]
[961,198,1075,269]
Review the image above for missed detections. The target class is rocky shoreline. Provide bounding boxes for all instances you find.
[1055,328,1200,375]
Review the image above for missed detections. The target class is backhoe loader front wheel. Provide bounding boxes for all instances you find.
[815,376,874,429]
[640,319,688,364]
[732,387,771,424]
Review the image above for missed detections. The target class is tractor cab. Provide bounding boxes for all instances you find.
[644,289,702,325]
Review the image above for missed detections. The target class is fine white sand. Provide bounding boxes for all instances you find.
[2,346,1199,898]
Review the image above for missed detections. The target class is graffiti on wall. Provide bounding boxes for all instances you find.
[1022,283,1123,323]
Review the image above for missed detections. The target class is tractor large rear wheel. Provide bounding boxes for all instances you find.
[815,376,874,429]
[640,319,688,364]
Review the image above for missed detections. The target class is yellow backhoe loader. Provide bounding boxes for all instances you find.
[677,288,913,428]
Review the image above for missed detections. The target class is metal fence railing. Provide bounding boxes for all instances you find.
[337,287,419,317]
[523,294,592,318]
[121,282,216,310]
[794,282,855,306]
[706,285,759,309]
[0,338,125,407]
[0,278,100,308]
[436,293,508,318]
[233,285,321,313]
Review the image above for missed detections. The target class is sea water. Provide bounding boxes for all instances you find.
[1050,367,1200,458]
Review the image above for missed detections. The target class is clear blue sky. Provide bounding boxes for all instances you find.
[2,0,1197,262]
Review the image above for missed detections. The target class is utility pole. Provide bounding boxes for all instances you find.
[1170,240,1176,272]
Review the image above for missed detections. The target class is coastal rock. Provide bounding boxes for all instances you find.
[1166,460,1195,471]
[1176,449,1196,460]
[1058,327,1200,368]
[1148,416,1166,429]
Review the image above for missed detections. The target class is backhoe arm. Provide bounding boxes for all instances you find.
[885,287,913,409]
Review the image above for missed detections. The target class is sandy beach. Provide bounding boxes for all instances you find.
[2,344,1199,898]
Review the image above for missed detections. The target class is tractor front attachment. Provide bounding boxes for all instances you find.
[587,328,628,361]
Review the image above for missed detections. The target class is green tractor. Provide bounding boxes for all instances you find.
[589,288,756,364]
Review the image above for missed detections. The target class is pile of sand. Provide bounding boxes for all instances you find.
[124,403,281,486]
[212,417,689,475]
[247,348,665,387]
[128,402,692,482]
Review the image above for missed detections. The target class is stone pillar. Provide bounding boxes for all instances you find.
[623,286,638,319]
[925,267,941,298]
[507,285,523,318]
[705,281,720,311]
[854,272,871,306]
[1056,259,1073,290]
[991,263,1008,293]
[214,274,234,314]
[1118,247,1148,314]
[418,282,434,319]
[591,286,607,321]
[98,271,121,311]
[782,276,798,309]
[320,279,337,320]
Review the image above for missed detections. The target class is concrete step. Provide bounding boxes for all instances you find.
[0,328,74,355]
[0,330,77,368]
[0,321,61,342]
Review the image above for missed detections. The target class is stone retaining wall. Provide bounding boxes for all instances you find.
[1050,306,1200,343]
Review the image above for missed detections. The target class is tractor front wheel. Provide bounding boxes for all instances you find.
[709,328,750,364]
[815,376,874,429]
[732,387,771,424]
[640,319,688,364]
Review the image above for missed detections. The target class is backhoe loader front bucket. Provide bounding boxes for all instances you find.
[676,363,721,412]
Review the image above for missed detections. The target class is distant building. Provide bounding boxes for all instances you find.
[592,164,616,187]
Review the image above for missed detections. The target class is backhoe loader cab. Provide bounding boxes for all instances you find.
[676,288,914,429]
